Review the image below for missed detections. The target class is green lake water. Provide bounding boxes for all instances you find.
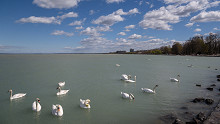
[0,54,219,124]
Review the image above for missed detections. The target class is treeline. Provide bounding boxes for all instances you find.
[143,33,220,55]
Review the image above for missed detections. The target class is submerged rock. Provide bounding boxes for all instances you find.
[210,84,216,87]
[192,98,205,103]
[180,106,188,110]
[172,118,184,124]
[196,112,206,121]
[205,99,214,105]
[206,87,213,91]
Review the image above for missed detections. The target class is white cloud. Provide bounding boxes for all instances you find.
[69,20,82,26]
[16,12,78,24]
[80,26,111,37]
[75,26,83,30]
[194,28,201,32]
[58,12,78,19]
[128,34,142,39]
[92,14,124,26]
[51,30,74,36]
[33,0,80,9]
[125,25,135,29]
[213,27,219,30]
[164,0,192,4]
[140,0,219,30]
[185,22,194,27]
[69,18,86,26]
[139,7,179,30]
[190,11,220,22]
[92,8,139,26]
[16,16,61,24]
[117,32,126,36]
[106,0,124,4]
[89,10,95,15]
[128,8,140,15]
[139,0,143,5]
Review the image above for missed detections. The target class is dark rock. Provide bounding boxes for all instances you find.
[196,84,201,87]
[196,112,206,121]
[160,113,177,123]
[172,118,184,124]
[193,118,202,124]
[186,121,196,124]
[192,98,205,103]
[219,88,220,91]
[206,87,213,91]
[215,68,218,70]
[205,99,214,105]
[180,106,188,110]
[217,75,220,78]
[210,84,216,87]
[217,79,220,81]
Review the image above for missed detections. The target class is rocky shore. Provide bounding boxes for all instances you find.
[160,74,220,124]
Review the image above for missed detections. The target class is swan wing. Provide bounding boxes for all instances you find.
[32,101,36,110]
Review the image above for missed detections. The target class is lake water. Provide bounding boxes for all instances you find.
[0,54,219,124]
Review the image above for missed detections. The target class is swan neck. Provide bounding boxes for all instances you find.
[36,100,38,108]
[10,91,12,98]
[153,86,157,91]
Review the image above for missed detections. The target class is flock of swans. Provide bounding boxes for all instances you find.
[8,81,91,117]
[8,65,180,117]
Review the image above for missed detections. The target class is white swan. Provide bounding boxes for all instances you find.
[170,75,180,82]
[80,99,91,109]
[141,85,159,93]
[32,98,41,112]
[52,104,63,116]
[8,89,26,100]
[121,92,135,100]
[121,74,136,82]
[56,87,69,96]
[121,74,129,80]
[58,81,65,87]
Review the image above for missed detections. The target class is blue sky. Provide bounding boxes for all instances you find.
[0,0,220,53]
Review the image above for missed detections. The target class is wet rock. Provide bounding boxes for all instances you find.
[180,106,188,110]
[196,84,201,87]
[205,99,214,105]
[160,113,177,123]
[217,79,220,81]
[196,112,206,121]
[206,87,213,91]
[217,75,220,78]
[215,68,218,70]
[172,118,184,124]
[210,84,216,87]
[192,98,205,103]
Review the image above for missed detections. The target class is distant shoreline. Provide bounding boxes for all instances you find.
[0,53,220,57]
